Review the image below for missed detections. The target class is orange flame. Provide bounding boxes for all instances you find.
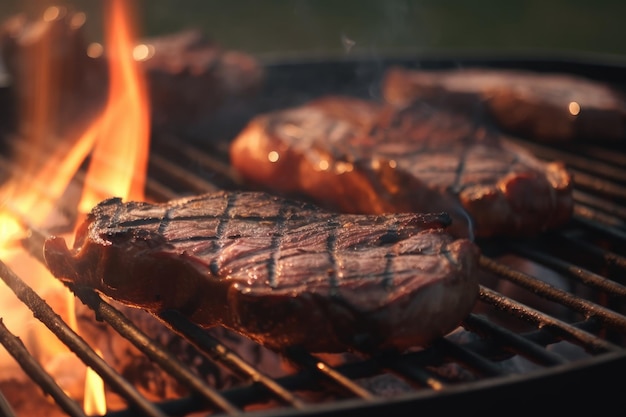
[79,0,150,212]
[0,0,150,412]
[0,0,149,248]
[84,349,107,415]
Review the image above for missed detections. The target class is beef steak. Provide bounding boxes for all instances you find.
[229,96,573,238]
[43,191,480,353]
[382,66,626,142]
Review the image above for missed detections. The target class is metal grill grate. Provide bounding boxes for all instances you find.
[1,55,626,416]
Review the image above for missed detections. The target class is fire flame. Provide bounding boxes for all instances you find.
[0,0,150,413]
[79,0,150,212]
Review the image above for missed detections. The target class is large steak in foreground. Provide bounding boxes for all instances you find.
[43,191,480,353]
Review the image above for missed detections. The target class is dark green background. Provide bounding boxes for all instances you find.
[1,1,625,59]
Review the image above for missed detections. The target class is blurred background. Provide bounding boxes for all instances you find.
[1,0,626,60]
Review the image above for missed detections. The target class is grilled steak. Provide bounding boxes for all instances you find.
[1,13,263,137]
[141,29,264,130]
[229,96,573,238]
[382,66,626,142]
[43,191,480,353]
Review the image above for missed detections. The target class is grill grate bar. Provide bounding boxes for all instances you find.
[0,319,86,417]
[105,397,205,417]
[574,190,626,221]
[504,137,626,185]
[430,338,506,378]
[106,354,415,417]
[157,310,307,409]
[478,285,620,353]
[509,243,626,297]
[70,285,243,416]
[574,205,626,230]
[568,144,626,167]
[570,216,626,242]
[556,233,626,271]
[462,313,569,367]
[571,170,626,202]
[375,352,447,390]
[149,153,221,195]
[153,133,244,190]
[0,260,170,417]
[145,176,180,201]
[284,348,376,400]
[0,388,16,417]
[480,256,626,334]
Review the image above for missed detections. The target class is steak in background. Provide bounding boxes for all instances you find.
[0,10,107,140]
[43,190,480,353]
[0,11,264,138]
[141,29,264,132]
[230,96,573,238]
[382,66,626,142]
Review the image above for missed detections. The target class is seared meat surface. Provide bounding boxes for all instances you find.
[43,191,480,353]
[382,66,626,142]
[230,96,573,238]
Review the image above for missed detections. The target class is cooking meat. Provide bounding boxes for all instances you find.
[140,29,264,129]
[382,66,626,142]
[1,12,264,135]
[229,96,574,238]
[43,191,480,353]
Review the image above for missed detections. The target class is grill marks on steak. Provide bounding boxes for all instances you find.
[43,191,480,353]
[230,96,574,238]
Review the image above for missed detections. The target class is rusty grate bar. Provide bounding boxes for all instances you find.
[106,352,415,417]
[462,313,569,367]
[509,244,626,297]
[571,170,626,202]
[284,348,376,401]
[0,319,86,417]
[556,233,626,271]
[574,190,626,221]
[478,285,620,354]
[479,256,626,334]
[71,286,242,416]
[574,204,626,230]
[0,260,169,417]
[157,309,307,410]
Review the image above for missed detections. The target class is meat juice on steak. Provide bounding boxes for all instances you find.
[43,191,480,353]
[230,96,573,239]
[382,66,626,142]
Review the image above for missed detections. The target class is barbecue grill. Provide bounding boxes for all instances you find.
[1,52,626,417]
